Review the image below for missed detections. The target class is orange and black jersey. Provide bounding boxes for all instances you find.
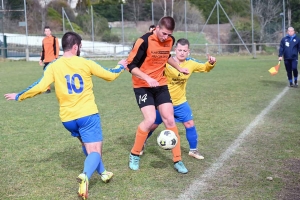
[127,32,175,88]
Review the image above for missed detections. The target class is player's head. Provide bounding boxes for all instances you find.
[149,25,155,32]
[287,27,295,36]
[44,26,51,37]
[175,38,190,62]
[155,16,175,42]
[62,32,82,56]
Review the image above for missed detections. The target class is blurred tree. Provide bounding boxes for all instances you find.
[188,0,250,24]
[93,0,121,22]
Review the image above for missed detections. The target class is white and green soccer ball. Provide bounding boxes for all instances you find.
[157,130,178,150]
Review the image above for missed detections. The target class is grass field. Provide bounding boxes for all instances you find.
[1,55,300,200]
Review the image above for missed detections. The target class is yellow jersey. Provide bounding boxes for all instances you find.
[16,56,125,122]
[166,57,216,105]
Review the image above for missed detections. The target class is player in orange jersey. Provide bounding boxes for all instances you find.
[127,16,189,174]
[39,26,59,93]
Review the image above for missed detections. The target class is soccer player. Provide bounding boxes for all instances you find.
[39,26,60,93]
[4,32,127,200]
[127,16,190,174]
[140,38,216,159]
[278,26,300,87]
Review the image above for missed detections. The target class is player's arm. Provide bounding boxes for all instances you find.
[55,38,59,59]
[168,57,189,74]
[5,65,55,101]
[89,59,127,81]
[189,56,216,73]
[127,38,160,87]
[39,41,45,66]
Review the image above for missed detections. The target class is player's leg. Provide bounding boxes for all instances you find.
[147,109,163,139]
[140,112,162,155]
[284,60,294,86]
[43,62,51,93]
[173,102,204,159]
[129,88,156,170]
[291,59,298,87]
[156,86,188,174]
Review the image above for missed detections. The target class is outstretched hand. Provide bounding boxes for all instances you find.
[207,53,216,64]
[118,59,128,69]
[4,93,17,101]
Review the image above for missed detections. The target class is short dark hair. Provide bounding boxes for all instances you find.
[158,16,175,31]
[176,38,190,47]
[44,26,50,30]
[149,25,155,31]
[62,32,82,51]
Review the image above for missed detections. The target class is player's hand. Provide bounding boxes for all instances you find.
[178,67,189,75]
[39,60,43,66]
[145,77,159,87]
[4,93,17,101]
[278,57,282,61]
[118,59,128,69]
[207,53,216,64]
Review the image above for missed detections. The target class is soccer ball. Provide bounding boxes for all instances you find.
[157,130,178,150]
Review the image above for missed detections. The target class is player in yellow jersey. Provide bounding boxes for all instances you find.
[141,38,216,159]
[4,32,127,200]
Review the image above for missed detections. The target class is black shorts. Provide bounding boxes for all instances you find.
[133,85,172,109]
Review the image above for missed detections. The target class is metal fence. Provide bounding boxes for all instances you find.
[0,33,280,59]
[0,0,284,60]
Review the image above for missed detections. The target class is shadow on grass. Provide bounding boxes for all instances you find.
[260,80,287,88]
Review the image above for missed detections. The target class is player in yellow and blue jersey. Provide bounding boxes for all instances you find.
[4,32,127,200]
[140,38,216,160]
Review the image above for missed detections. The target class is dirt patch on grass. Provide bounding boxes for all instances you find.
[278,159,300,200]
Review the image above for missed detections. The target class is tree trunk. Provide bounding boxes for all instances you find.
[287,0,291,27]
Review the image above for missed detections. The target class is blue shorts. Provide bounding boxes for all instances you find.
[62,113,103,143]
[155,101,193,124]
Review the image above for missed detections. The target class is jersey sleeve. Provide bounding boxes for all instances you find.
[88,60,125,81]
[127,38,147,72]
[15,64,55,101]
[186,58,216,73]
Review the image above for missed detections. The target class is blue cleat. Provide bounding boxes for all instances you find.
[174,161,188,174]
[129,154,140,170]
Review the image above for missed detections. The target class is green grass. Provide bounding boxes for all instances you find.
[1,55,300,199]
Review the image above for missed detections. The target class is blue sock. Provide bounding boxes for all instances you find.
[96,155,106,174]
[83,152,100,179]
[82,146,105,174]
[82,146,88,157]
[185,126,198,150]
[147,131,154,141]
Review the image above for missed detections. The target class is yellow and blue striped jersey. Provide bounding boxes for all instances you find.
[16,56,125,122]
[166,57,216,105]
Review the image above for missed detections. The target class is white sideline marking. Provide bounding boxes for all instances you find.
[177,87,289,200]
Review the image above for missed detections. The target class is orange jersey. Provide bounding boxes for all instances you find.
[127,32,175,88]
[41,36,59,62]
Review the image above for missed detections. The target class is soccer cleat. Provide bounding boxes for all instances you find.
[289,83,294,87]
[129,154,140,170]
[139,144,145,156]
[174,161,188,174]
[100,171,114,183]
[294,82,298,88]
[188,150,205,160]
[77,173,89,200]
